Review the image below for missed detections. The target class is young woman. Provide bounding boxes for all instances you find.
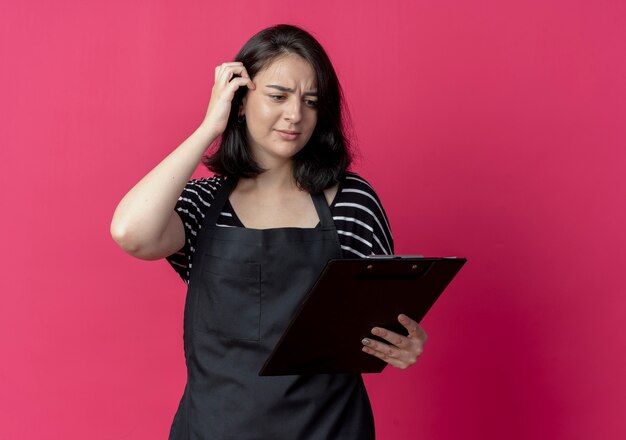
[111,24,427,439]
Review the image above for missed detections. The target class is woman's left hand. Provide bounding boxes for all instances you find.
[361,314,427,369]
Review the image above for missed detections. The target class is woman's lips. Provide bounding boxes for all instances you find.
[276,130,300,140]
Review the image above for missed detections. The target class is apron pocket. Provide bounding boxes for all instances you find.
[194,255,261,341]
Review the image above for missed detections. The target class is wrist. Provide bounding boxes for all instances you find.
[195,123,221,144]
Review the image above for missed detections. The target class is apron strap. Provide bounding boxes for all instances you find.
[311,192,334,229]
[204,176,237,227]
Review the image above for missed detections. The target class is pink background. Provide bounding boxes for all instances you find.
[2,0,625,438]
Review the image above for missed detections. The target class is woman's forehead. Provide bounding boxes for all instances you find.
[256,55,317,89]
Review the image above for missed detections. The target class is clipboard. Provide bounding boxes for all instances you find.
[258,256,466,376]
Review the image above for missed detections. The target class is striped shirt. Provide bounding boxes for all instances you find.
[166,172,394,284]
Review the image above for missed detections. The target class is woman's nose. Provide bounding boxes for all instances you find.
[283,98,302,123]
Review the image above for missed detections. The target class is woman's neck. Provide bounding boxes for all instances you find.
[242,159,299,193]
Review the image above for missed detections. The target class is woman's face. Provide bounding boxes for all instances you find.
[241,54,318,167]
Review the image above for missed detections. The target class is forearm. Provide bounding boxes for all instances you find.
[110,125,218,254]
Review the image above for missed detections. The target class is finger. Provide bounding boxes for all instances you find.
[219,71,255,90]
[235,73,255,89]
[362,336,422,366]
[216,61,244,71]
[370,326,409,349]
[216,64,251,85]
[361,346,410,369]
[361,337,401,359]
[216,67,237,86]
[398,314,427,341]
[225,77,255,93]
[215,62,243,80]
[226,64,251,80]
[220,61,244,67]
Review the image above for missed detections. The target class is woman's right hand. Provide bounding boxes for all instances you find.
[201,62,255,135]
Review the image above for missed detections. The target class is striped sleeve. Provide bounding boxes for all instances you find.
[332,173,394,258]
[165,176,223,283]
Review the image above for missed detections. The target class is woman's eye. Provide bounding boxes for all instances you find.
[304,99,318,108]
[269,95,286,101]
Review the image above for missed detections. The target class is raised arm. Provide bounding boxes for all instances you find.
[110,62,254,260]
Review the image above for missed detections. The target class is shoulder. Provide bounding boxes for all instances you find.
[333,171,394,255]
[180,175,225,201]
[174,175,225,223]
[176,175,227,213]
[175,174,228,229]
[335,172,388,211]
[339,172,378,190]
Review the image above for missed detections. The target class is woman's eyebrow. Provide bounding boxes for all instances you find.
[265,85,318,96]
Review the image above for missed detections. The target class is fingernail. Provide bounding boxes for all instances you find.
[361,338,371,346]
